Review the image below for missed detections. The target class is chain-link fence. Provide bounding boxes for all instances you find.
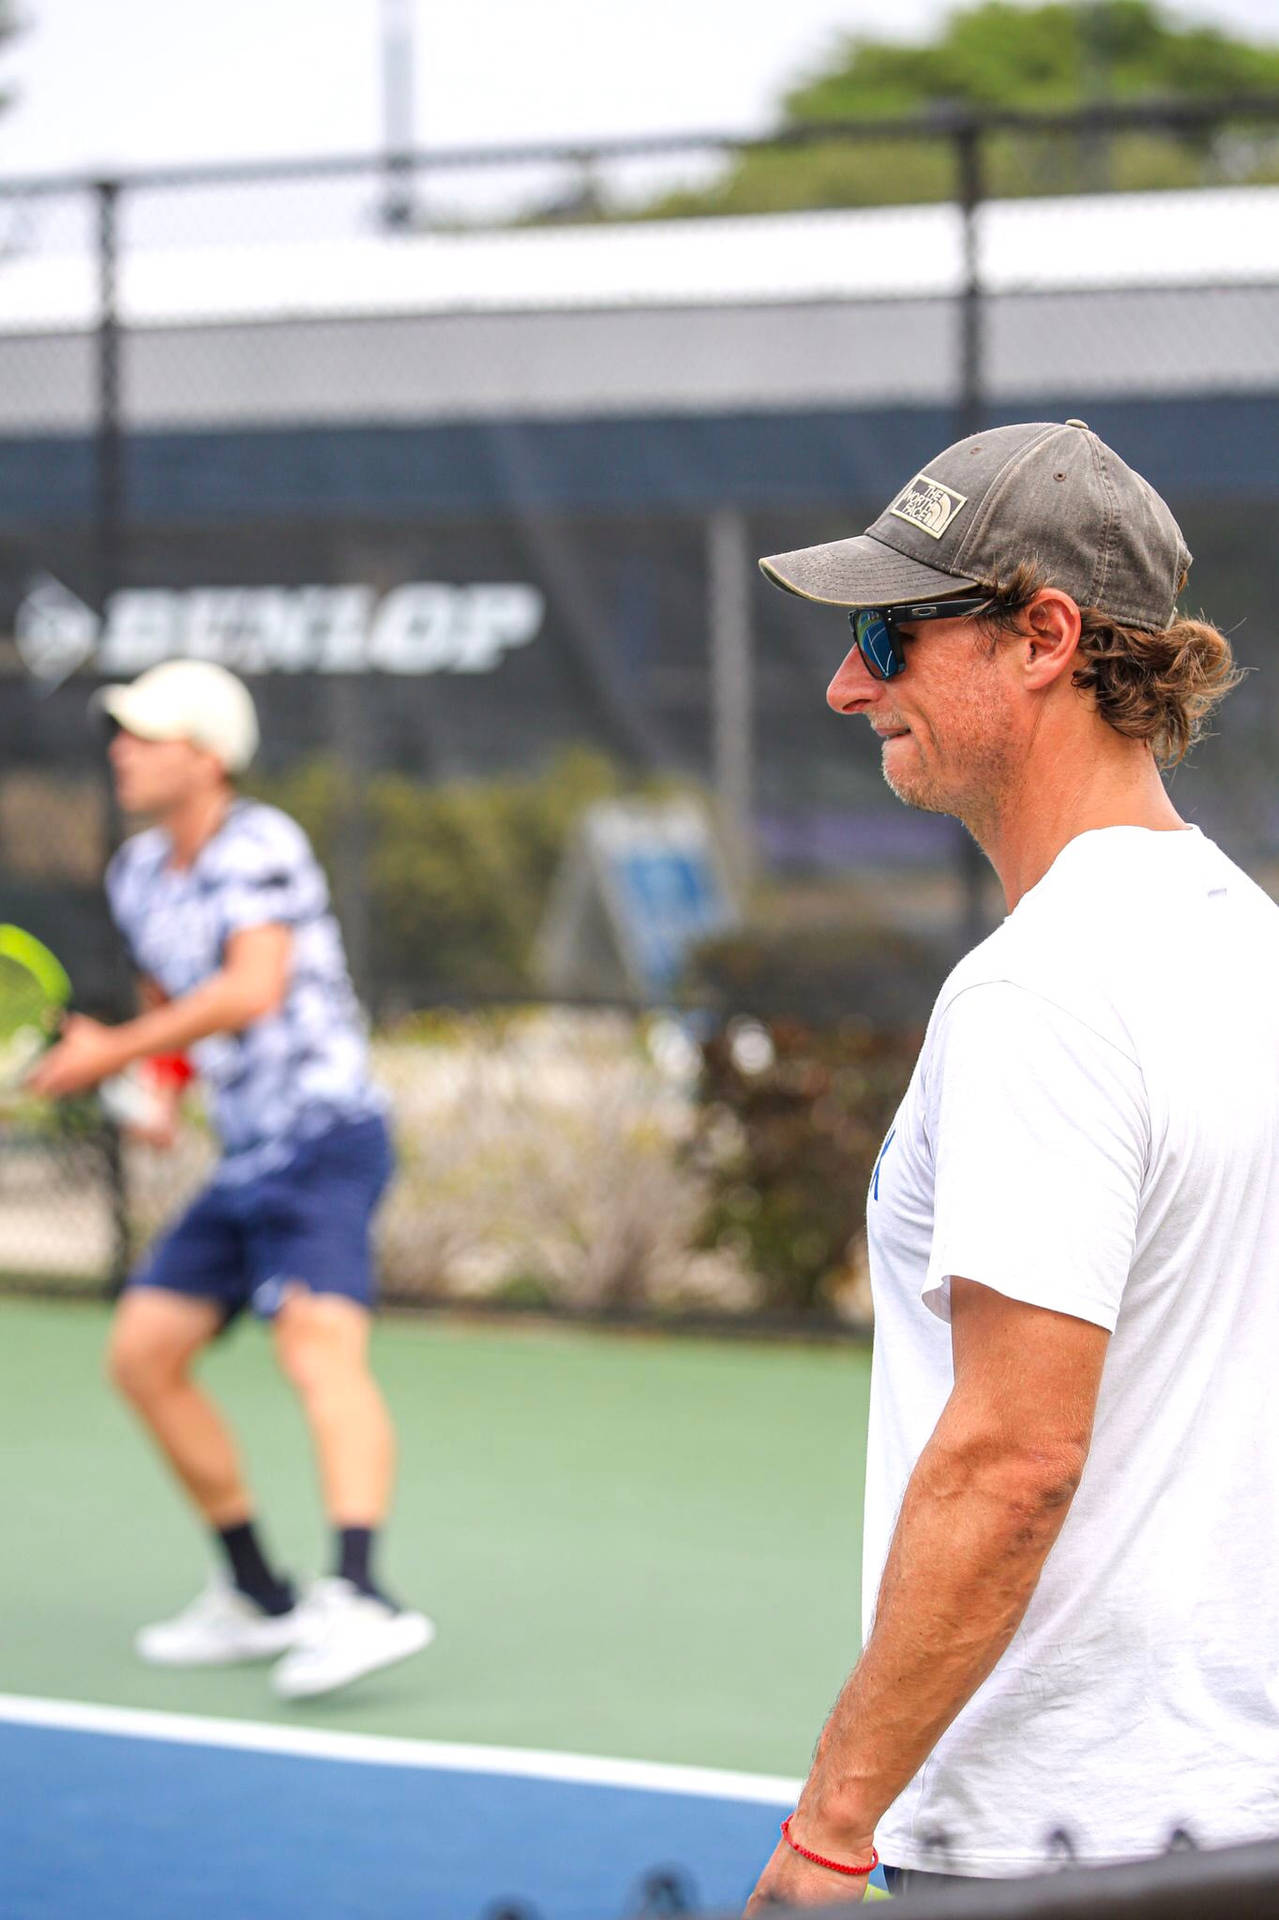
[2,97,1278,1302]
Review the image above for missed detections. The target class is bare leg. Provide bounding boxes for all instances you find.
[272,1292,395,1524]
[267,1293,432,1697]
[106,1289,254,1528]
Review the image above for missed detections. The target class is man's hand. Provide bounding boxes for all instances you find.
[117,1072,184,1151]
[27,1015,130,1098]
[745,1835,871,1912]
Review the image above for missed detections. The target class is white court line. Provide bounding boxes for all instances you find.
[0,1694,800,1805]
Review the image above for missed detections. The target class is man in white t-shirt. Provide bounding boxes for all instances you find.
[743,420,1278,1907]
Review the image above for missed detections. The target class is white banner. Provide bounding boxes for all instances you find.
[14,575,545,687]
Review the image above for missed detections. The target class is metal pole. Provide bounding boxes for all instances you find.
[328,673,374,1010]
[1076,2,1112,190]
[956,122,984,445]
[94,177,128,921]
[707,509,754,889]
[94,176,132,1288]
[94,178,123,627]
[955,125,989,950]
[380,0,417,230]
[102,1124,131,1294]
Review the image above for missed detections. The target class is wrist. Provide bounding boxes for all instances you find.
[798,1785,878,1857]
[106,1024,145,1073]
[791,1797,871,1858]
[781,1814,878,1877]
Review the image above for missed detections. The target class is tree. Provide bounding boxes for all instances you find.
[787,1,1279,119]
[638,1,1279,215]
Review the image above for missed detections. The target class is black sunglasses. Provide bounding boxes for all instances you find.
[848,597,992,681]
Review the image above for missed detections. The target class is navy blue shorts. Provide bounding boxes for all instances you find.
[130,1114,395,1323]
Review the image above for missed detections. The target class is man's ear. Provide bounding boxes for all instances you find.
[1022,589,1082,689]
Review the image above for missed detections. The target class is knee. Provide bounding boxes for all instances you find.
[106,1324,183,1405]
[273,1320,331,1399]
[274,1299,367,1401]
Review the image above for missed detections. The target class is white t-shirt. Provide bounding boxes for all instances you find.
[867,826,1279,1876]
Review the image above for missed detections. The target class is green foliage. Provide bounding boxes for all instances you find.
[689,915,953,1029]
[784,2,1279,120]
[697,1017,918,1314]
[689,915,952,1313]
[248,749,629,1001]
[639,0,1279,216]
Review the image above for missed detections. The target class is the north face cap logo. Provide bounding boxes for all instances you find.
[888,473,967,540]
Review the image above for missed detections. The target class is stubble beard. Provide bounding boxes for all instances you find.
[880,715,1015,845]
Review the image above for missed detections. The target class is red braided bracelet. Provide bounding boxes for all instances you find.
[781,1815,879,1877]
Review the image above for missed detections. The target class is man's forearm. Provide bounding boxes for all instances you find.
[110,971,273,1064]
[795,1415,1085,1849]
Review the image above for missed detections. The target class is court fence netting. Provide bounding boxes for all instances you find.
[461,1832,1279,1916]
[787,1835,1279,1920]
[3,95,1279,1316]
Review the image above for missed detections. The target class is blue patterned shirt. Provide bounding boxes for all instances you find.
[106,800,384,1180]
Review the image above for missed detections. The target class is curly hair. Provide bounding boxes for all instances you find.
[976,561,1244,769]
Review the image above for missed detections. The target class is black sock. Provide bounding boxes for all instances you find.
[336,1526,394,1606]
[216,1521,295,1616]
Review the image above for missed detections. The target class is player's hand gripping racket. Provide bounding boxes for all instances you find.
[0,923,71,1090]
[0,923,184,1133]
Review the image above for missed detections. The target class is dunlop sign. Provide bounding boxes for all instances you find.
[14,576,546,688]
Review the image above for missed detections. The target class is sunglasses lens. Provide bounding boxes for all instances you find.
[854,611,896,680]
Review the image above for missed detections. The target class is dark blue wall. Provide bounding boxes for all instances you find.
[2,392,1276,527]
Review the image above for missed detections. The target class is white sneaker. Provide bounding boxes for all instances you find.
[136,1575,305,1667]
[271,1577,435,1700]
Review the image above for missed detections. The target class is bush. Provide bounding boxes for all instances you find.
[372,1012,750,1314]
[695,1014,921,1318]
[687,914,953,1316]
[688,916,956,1030]
[249,749,627,1001]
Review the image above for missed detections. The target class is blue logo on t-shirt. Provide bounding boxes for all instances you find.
[872,1127,896,1200]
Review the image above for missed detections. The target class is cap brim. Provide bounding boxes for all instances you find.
[90,684,186,742]
[759,533,978,608]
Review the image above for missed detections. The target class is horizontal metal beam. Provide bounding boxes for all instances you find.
[0,92,1275,199]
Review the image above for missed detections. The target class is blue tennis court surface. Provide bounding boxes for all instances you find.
[0,1696,820,1919]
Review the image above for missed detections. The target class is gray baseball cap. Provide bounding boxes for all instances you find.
[759,419,1192,632]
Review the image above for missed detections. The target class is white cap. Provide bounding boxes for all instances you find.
[94,660,260,773]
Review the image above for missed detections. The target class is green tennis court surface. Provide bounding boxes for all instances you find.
[0,1299,870,1777]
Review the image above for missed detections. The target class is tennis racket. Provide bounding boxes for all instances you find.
[0,923,186,1129]
[0,923,71,1089]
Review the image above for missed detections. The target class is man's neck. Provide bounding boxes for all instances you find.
[163,786,233,868]
[974,737,1185,914]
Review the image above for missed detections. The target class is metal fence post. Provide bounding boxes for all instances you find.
[954,122,991,951]
[94,175,132,1289]
[707,508,754,890]
[327,673,374,1010]
[956,119,985,444]
[380,0,417,230]
[94,178,123,628]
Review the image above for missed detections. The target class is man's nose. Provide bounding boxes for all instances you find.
[826,643,880,715]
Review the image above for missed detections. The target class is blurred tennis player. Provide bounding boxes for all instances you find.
[745,421,1279,1905]
[30,660,432,1699]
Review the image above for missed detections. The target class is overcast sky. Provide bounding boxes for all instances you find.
[0,0,1275,178]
